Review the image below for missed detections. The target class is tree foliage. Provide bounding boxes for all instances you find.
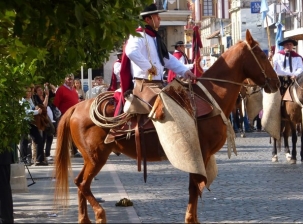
[0,0,151,153]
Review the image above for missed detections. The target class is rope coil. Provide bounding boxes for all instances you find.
[89,92,132,129]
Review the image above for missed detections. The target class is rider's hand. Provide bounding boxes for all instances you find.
[184,70,196,83]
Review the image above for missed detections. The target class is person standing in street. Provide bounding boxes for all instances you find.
[20,87,47,166]
[74,78,86,102]
[53,73,81,157]
[167,40,194,83]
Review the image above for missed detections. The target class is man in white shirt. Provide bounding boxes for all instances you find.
[273,38,303,95]
[119,3,195,112]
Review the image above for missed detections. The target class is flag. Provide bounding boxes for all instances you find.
[191,26,203,77]
[275,13,283,54]
[260,0,269,21]
[219,19,224,37]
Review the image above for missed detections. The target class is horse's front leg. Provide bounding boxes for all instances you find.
[300,131,303,162]
[290,128,298,164]
[272,138,279,162]
[185,174,206,223]
[283,131,292,161]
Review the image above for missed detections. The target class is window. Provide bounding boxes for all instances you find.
[203,0,213,16]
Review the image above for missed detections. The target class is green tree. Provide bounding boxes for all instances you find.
[0,0,152,153]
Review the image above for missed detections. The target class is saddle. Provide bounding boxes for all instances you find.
[101,80,218,180]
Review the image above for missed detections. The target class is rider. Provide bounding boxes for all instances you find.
[272,38,303,96]
[115,3,195,115]
[108,49,123,91]
[167,40,194,83]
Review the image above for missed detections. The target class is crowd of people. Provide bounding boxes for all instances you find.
[19,73,110,166]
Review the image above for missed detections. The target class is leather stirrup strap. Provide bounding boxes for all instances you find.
[135,115,142,172]
[138,116,147,183]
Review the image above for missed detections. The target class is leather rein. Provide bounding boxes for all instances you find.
[196,41,274,90]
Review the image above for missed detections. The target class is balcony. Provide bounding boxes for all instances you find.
[284,12,303,40]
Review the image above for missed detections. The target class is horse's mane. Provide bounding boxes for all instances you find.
[204,39,260,74]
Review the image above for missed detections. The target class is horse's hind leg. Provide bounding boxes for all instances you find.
[74,168,90,223]
[185,174,206,223]
[75,162,107,223]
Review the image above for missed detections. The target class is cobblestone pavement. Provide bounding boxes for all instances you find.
[108,131,303,223]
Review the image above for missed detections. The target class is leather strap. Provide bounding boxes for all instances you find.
[135,115,142,172]
[138,116,147,183]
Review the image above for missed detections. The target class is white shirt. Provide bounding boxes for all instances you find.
[113,61,121,82]
[273,51,303,76]
[125,31,189,80]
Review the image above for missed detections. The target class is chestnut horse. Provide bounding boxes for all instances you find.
[53,30,280,223]
[272,74,303,164]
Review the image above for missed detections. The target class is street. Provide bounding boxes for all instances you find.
[13,131,303,223]
[109,131,303,223]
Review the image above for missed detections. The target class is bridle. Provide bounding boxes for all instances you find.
[243,40,275,91]
[197,41,278,91]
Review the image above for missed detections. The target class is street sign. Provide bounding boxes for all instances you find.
[251,2,261,13]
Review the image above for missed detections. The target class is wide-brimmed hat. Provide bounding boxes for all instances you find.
[278,38,298,46]
[115,49,123,55]
[140,3,166,16]
[171,41,185,47]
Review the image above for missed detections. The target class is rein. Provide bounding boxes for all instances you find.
[196,41,274,90]
[196,77,258,88]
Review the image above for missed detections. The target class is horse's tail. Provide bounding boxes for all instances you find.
[53,106,75,209]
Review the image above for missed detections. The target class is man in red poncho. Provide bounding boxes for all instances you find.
[167,41,194,83]
[113,3,196,116]
[108,50,123,91]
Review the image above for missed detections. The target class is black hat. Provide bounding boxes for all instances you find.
[140,3,166,16]
[115,49,123,55]
[171,41,185,47]
[278,38,298,46]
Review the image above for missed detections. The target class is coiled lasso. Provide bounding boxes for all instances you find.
[89,92,132,129]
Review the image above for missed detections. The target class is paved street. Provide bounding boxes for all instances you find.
[13,131,303,223]
[109,131,303,223]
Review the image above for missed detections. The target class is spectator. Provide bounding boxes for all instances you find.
[86,76,108,99]
[32,84,55,162]
[53,73,82,157]
[74,78,86,102]
[20,87,47,166]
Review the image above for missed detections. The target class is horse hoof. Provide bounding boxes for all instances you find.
[272,155,278,162]
[241,133,246,138]
[290,159,296,164]
[285,153,292,161]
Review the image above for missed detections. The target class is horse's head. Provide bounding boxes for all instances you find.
[243,29,280,93]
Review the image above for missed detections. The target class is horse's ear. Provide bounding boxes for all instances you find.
[245,29,254,45]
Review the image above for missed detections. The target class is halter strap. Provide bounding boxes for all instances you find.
[243,40,267,79]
